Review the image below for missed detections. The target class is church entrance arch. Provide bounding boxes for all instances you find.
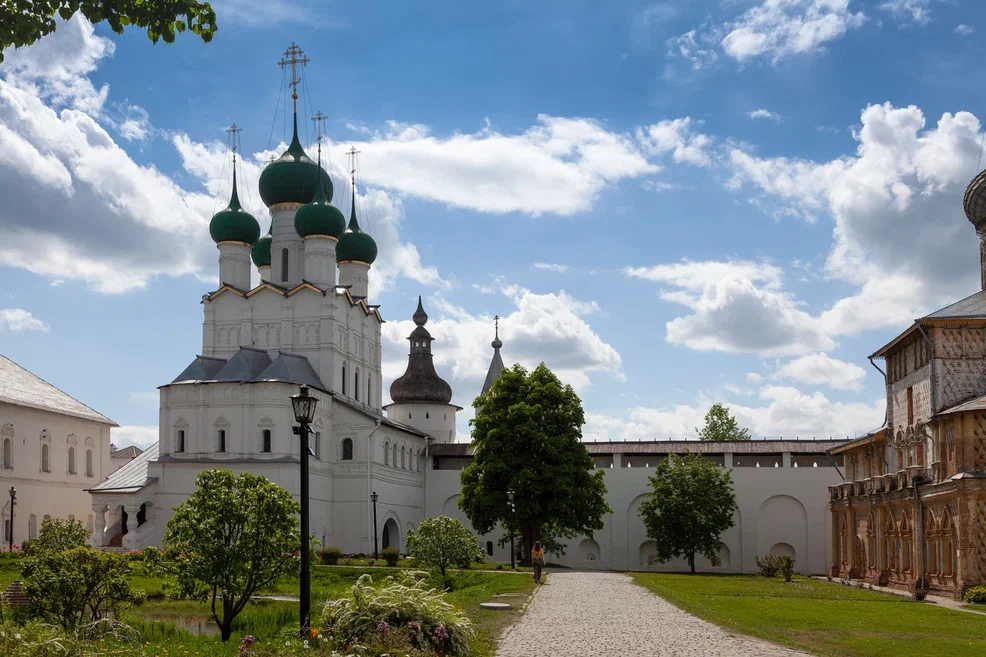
[382,518,400,551]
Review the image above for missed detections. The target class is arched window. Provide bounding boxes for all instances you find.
[176,430,185,453]
[355,368,360,401]
[281,248,289,282]
[342,365,347,395]
[86,449,93,477]
[41,443,50,472]
[367,376,371,406]
[28,515,37,540]
[392,444,398,467]
[315,431,321,460]
[262,429,272,453]
[410,449,416,472]
[384,441,390,465]
[68,446,76,474]
[401,446,406,470]
[342,438,354,461]
[1,437,11,469]
[218,429,226,453]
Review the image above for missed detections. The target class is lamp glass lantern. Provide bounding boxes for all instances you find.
[290,385,318,424]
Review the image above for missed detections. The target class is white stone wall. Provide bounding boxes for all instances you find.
[384,402,457,444]
[0,402,112,549]
[424,452,839,574]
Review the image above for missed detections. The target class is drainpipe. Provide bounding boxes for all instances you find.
[914,477,927,595]
[868,356,892,474]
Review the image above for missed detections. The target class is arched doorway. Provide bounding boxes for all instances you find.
[382,518,400,551]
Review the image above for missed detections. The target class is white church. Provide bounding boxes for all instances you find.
[7,49,848,573]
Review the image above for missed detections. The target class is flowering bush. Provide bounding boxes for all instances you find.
[965,585,986,604]
[322,571,474,655]
[381,547,400,567]
[319,547,342,565]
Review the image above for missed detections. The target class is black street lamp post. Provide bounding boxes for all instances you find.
[290,385,318,638]
[371,491,379,561]
[507,489,515,570]
[7,487,15,553]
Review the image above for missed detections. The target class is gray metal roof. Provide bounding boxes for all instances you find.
[214,348,271,382]
[255,352,323,388]
[90,442,158,493]
[0,354,116,426]
[332,395,431,438]
[171,355,227,383]
[938,394,986,416]
[111,445,144,459]
[430,439,848,457]
[922,290,986,319]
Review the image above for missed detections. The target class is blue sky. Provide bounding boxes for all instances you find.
[2,0,986,447]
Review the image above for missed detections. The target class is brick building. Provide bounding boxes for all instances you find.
[828,171,986,598]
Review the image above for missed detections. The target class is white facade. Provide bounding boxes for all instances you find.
[0,355,117,550]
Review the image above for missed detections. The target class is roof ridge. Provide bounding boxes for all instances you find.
[0,354,116,426]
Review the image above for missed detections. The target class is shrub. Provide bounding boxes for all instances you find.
[755,555,779,577]
[322,571,474,656]
[495,564,504,571]
[776,555,795,582]
[319,547,342,565]
[382,547,400,567]
[964,586,986,604]
[29,518,89,553]
[406,516,485,577]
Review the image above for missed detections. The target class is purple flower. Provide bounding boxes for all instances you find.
[432,625,449,645]
[407,621,420,632]
[377,621,390,634]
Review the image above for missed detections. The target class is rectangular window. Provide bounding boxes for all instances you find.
[262,429,272,453]
[907,386,914,425]
[218,430,226,453]
[281,248,289,282]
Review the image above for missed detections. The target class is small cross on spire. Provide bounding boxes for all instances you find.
[226,123,242,163]
[312,111,327,156]
[347,146,361,187]
[278,42,310,108]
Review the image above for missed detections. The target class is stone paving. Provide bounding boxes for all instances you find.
[495,571,814,657]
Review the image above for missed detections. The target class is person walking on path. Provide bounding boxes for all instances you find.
[531,541,545,584]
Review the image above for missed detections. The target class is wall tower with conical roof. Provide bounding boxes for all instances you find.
[384,297,459,442]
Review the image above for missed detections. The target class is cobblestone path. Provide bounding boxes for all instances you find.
[495,571,814,657]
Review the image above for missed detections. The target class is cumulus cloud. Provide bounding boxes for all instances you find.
[728,103,984,331]
[112,425,159,449]
[585,385,883,441]
[381,286,622,410]
[666,29,719,70]
[748,108,782,122]
[0,309,50,332]
[533,263,571,273]
[879,0,933,25]
[956,24,975,36]
[773,352,867,391]
[638,118,714,167]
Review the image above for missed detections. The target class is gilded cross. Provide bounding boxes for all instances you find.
[225,123,241,160]
[278,42,310,105]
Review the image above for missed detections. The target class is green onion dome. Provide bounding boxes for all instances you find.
[251,227,272,267]
[209,167,260,245]
[258,112,333,208]
[294,160,346,239]
[337,195,378,265]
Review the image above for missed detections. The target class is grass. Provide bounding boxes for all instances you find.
[632,573,986,657]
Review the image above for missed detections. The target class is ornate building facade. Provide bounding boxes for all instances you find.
[828,171,986,598]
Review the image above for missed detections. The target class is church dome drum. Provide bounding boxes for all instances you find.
[251,230,272,267]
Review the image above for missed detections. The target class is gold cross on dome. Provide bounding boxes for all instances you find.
[225,123,241,158]
[277,42,310,103]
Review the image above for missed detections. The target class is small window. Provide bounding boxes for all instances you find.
[1,437,11,469]
[401,446,407,469]
[384,441,390,465]
[486,541,494,557]
[367,376,371,406]
[342,438,354,461]
[907,386,914,424]
[41,443,50,472]
[176,430,185,453]
[315,431,321,460]
[355,369,360,401]
[86,449,93,477]
[393,444,398,467]
[68,446,76,474]
[342,365,347,395]
[262,429,272,453]
[281,248,289,282]
[426,412,429,419]
[218,429,226,453]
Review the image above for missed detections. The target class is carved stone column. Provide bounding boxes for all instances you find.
[91,505,106,548]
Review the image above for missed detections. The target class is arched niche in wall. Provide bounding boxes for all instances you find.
[758,495,808,567]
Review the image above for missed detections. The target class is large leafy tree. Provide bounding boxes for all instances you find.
[406,516,485,578]
[0,1,217,63]
[459,363,610,559]
[164,470,300,641]
[638,453,737,573]
[22,547,145,630]
[696,402,751,441]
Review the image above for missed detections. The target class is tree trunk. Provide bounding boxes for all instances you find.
[689,552,696,574]
[220,620,232,642]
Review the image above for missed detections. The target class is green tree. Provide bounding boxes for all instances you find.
[22,547,145,630]
[0,1,217,63]
[164,469,300,641]
[638,453,737,573]
[696,402,751,441]
[27,517,89,553]
[459,363,610,559]
[406,516,485,578]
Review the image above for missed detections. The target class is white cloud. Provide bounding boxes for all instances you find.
[0,308,50,332]
[112,425,159,449]
[748,108,782,122]
[627,259,833,356]
[721,0,867,63]
[642,180,681,192]
[773,352,867,391]
[666,29,719,70]
[956,24,975,36]
[585,386,883,441]
[381,286,622,408]
[331,116,660,216]
[746,372,764,384]
[728,103,984,332]
[879,0,933,25]
[117,104,151,141]
[638,118,714,167]
[533,262,571,273]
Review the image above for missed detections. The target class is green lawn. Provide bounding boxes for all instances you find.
[633,573,986,657]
